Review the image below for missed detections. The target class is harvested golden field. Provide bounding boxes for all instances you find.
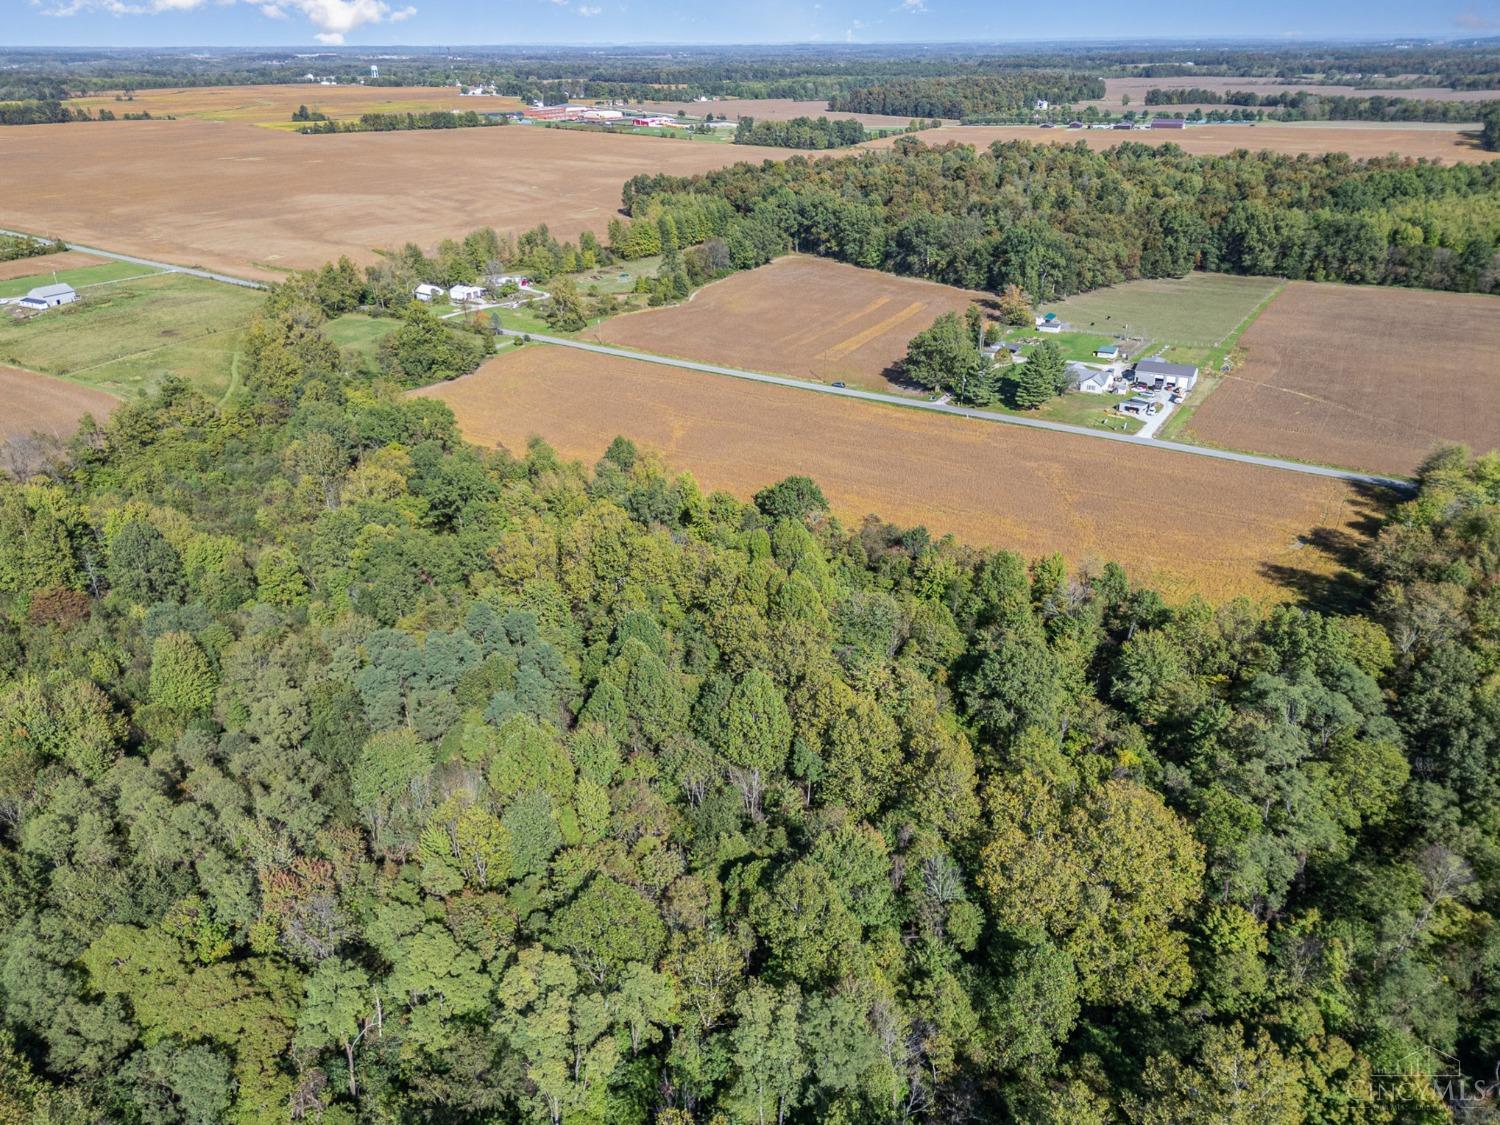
[416,345,1380,602]
[0,121,792,282]
[1186,283,1500,477]
[865,122,1494,163]
[0,365,117,446]
[592,257,985,392]
[0,252,107,281]
[66,84,517,128]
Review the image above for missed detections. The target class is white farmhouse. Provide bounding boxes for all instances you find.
[1071,364,1113,394]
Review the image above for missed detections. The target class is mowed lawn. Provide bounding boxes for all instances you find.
[0,274,262,401]
[325,312,398,368]
[1047,273,1286,354]
[0,260,165,299]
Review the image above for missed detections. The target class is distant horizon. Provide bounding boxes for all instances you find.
[8,0,1500,52]
[9,36,1500,51]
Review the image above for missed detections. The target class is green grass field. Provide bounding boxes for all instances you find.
[0,273,261,402]
[577,256,662,296]
[325,312,398,367]
[1046,273,1284,349]
[1002,328,1117,365]
[981,389,1145,435]
[0,261,166,299]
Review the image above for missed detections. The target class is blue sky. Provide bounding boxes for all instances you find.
[6,0,1500,49]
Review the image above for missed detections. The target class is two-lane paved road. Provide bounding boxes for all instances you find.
[0,229,267,291]
[494,329,1414,492]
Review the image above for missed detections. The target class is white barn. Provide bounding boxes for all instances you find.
[18,282,78,311]
[449,284,486,303]
[414,283,444,302]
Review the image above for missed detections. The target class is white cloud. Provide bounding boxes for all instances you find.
[576,2,601,12]
[899,0,926,11]
[35,0,415,41]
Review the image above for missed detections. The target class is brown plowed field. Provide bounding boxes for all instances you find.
[65,84,517,127]
[591,257,986,392]
[415,345,1380,602]
[0,252,107,281]
[0,121,793,282]
[1186,283,1500,477]
[864,122,1494,163]
[0,365,118,445]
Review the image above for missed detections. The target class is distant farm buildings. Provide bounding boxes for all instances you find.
[1150,118,1187,129]
[448,284,486,303]
[413,284,445,302]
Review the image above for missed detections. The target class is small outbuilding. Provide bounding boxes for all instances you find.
[1094,343,1120,360]
[18,282,78,310]
[414,284,444,302]
[449,284,486,303]
[1037,320,1062,334]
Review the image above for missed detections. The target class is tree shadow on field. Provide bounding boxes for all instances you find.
[1258,480,1400,615]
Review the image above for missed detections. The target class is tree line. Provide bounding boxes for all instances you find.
[828,74,1107,120]
[732,115,869,149]
[613,138,1500,300]
[0,100,156,125]
[1144,87,1500,124]
[297,110,506,135]
[0,241,1497,1120]
[0,234,65,264]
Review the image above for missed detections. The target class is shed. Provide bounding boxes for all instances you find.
[1094,343,1120,359]
[1134,357,1199,390]
[414,283,444,302]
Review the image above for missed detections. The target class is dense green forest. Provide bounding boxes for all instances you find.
[1,255,1499,1122]
[615,140,1500,299]
[732,116,871,149]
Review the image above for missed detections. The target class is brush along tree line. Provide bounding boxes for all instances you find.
[0,230,1497,1121]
